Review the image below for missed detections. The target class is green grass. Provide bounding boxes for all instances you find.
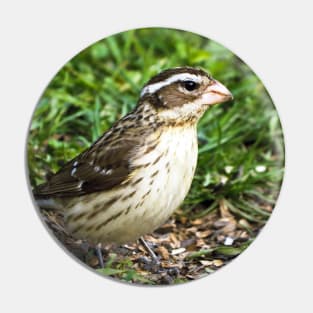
[27,28,284,282]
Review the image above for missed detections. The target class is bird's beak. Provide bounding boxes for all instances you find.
[202,79,233,106]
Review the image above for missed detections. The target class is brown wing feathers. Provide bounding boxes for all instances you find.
[33,133,142,198]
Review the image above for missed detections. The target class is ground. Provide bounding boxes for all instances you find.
[41,197,269,285]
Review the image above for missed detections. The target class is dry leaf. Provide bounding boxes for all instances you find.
[219,199,233,218]
[144,235,158,243]
[213,218,230,228]
[196,229,212,238]
[123,244,136,251]
[221,220,237,234]
[196,239,206,247]
[157,246,170,260]
[171,248,186,255]
[191,219,203,225]
[179,216,187,224]
[200,260,213,266]
[169,233,180,248]
[238,219,251,229]
[212,259,223,267]
[239,231,249,240]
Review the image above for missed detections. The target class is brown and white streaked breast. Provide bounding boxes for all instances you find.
[64,125,198,244]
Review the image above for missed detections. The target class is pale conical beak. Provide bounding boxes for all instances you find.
[202,79,233,106]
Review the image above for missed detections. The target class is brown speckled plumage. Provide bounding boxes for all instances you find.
[34,67,232,244]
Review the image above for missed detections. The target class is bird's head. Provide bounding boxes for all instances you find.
[139,67,233,125]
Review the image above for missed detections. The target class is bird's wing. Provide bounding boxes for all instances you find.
[33,135,142,198]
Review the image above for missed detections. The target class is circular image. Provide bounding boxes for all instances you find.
[27,28,284,285]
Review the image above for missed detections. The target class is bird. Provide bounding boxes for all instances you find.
[33,66,233,263]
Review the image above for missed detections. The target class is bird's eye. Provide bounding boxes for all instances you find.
[182,80,199,91]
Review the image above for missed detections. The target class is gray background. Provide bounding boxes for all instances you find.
[1,0,312,312]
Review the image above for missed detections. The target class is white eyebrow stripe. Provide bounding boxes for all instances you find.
[140,73,201,96]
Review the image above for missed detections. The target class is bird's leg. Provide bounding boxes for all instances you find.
[139,237,160,265]
[95,243,104,268]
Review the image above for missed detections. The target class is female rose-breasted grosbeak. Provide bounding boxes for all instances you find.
[34,67,232,247]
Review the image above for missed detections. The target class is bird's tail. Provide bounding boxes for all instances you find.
[35,197,61,210]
